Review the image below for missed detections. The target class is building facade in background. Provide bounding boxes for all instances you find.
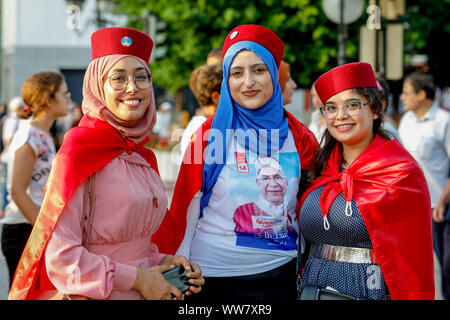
[0,0,125,104]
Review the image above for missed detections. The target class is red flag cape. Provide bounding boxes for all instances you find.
[8,114,159,300]
[152,111,319,254]
[299,135,434,300]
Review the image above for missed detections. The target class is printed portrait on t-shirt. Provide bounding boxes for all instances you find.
[230,154,299,250]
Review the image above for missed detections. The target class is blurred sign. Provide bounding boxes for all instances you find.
[379,0,405,19]
[386,23,403,80]
[359,26,377,69]
[359,23,403,80]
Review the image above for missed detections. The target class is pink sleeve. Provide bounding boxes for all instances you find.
[45,181,137,299]
[148,243,166,266]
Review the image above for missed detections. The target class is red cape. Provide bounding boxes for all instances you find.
[299,135,435,300]
[152,111,319,254]
[8,114,159,300]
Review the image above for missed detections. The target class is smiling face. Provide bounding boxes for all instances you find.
[256,165,288,206]
[103,56,151,125]
[325,89,378,148]
[228,50,274,110]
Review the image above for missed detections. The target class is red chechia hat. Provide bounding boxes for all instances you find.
[314,62,378,104]
[222,24,284,68]
[91,27,153,63]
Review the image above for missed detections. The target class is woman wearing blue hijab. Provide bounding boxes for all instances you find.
[153,24,319,300]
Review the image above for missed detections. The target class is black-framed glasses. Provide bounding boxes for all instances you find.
[106,72,152,91]
[320,100,369,119]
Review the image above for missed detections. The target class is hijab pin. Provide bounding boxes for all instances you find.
[153,196,159,208]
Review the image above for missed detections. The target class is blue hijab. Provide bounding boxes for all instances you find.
[200,41,289,215]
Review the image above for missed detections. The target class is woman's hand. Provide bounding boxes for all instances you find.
[133,265,183,300]
[161,255,205,296]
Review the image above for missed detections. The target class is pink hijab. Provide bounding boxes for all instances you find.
[82,54,156,144]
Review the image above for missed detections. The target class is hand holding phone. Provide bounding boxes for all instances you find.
[162,266,191,293]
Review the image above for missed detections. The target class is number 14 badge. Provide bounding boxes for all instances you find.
[235,152,249,173]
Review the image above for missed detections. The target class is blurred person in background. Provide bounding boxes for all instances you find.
[1,72,70,288]
[0,102,6,211]
[71,103,83,128]
[0,102,7,133]
[53,99,77,149]
[434,171,450,299]
[308,83,326,146]
[399,72,450,300]
[376,77,401,142]
[154,99,173,147]
[278,61,297,106]
[180,63,222,157]
[206,46,223,65]
[0,97,28,214]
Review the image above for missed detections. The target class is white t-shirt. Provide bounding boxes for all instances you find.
[1,123,56,224]
[1,115,30,164]
[180,115,207,158]
[398,102,450,207]
[177,130,300,277]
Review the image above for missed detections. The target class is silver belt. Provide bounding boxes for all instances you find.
[309,244,379,264]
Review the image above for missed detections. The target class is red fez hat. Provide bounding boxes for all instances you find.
[314,62,377,105]
[91,27,153,63]
[222,24,284,67]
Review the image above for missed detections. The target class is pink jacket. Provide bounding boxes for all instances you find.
[45,151,168,299]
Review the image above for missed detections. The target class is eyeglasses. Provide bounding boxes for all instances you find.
[106,72,152,91]
[320,100,369,120]
[257,174,286,184]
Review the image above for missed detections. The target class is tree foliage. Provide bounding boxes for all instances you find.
[401,0,450,87]
[113,0,363,92]
[113,0,450,91]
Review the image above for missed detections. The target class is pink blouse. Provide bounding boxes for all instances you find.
[45,151,168,299]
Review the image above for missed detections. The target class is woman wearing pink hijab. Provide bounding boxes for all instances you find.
[8,27,204,300]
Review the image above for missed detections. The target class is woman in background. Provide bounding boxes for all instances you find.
[1,72,70,287]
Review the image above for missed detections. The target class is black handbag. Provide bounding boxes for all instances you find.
[298,284,357,300]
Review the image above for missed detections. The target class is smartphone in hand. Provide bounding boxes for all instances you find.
[162,266,191,293]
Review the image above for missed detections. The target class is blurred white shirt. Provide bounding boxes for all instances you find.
[398,102,450,207]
